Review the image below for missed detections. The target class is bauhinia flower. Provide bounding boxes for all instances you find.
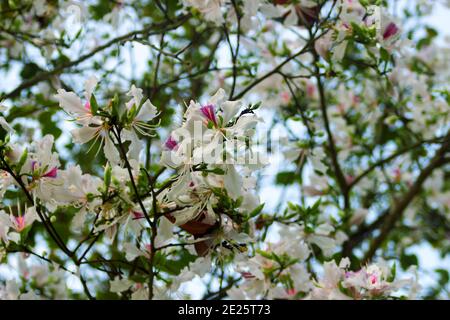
[23,135,62,203]
[182,0,225,24]
[165,89,261,199]
[53,165,103,230]
[122,85,159,160]
[54,77,122,164]
[378,17,400,48]
[10,206,37,233]
[54,76,99,126]
[308,258,415,300]
[0,206,37,244]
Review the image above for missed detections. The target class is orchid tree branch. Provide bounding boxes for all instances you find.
[1,14,191,101]
[231,34,321,100]
[225,0,242,99]
[111,126,152,227]
[0,158,73,257]
[363,133,450,263]
[311,41,350,210]
[348,136,450,190]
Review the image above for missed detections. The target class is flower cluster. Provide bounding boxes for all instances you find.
[227,222,416,300]
[308,258,419,300]
[314,1,402,63]
[1,0,448,301]
[0,254,68,300]
[158,89,263,257]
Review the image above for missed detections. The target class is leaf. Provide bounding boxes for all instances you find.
[20,63,41,80]
[154,250,196,276]
[388,262,396,282]
[15,148,28,173]
[111,93,121,119]
[38,111,62,139]
[248,203,265,219]
[380,47,390,62]
[435,269,449,286]
[400,252,418,270]
[275,171,298,185]
[90,93,99,115]
[256,249,273,260]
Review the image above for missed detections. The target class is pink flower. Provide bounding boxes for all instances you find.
[286,288,297,296]
[306,84,316,98]
[132,211,145,220]
[42,167,58,178]
[164,136,178,150]
[383,22,399,40]
[241,272,255,279]
[280,91,291,104]
[10,207,37,233]
[13,216,26,232]
[200,104,218,127]
[393,168,401,182]
[135,283,143,290]
[32,161,58,178]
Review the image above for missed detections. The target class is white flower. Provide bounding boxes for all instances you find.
[171,256,212,291]
[24,135,62,203]
[183,0,225,24]
[0,116,13,133]
[0,280,21,300]
[123,85,159,161]
[54,76,99,125]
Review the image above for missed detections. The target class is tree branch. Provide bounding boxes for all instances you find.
[1,14,190,100]
[363,134,450,263]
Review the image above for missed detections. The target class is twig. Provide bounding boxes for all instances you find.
[363,134,450,262]
[1,14,190,100]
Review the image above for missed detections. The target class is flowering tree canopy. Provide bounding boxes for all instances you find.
[0,0,449,300]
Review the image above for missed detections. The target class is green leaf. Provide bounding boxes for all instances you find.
[248,203,265,218]
[20,63,41,80]
[154,250,196,276]
[16,148,28,173]
[111,93,121,119]
[380,47,390,62]
[38,111,62,139]
[90,94,99,115]
[435,269,449,286]
[275,171,298,185]
[400,252,418,270]
[387,262,396,282]
[256,249,273,260]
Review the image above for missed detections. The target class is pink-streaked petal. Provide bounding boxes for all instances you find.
[383,22,399,40]
[42,167,58,178]
[200,104,217,126]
